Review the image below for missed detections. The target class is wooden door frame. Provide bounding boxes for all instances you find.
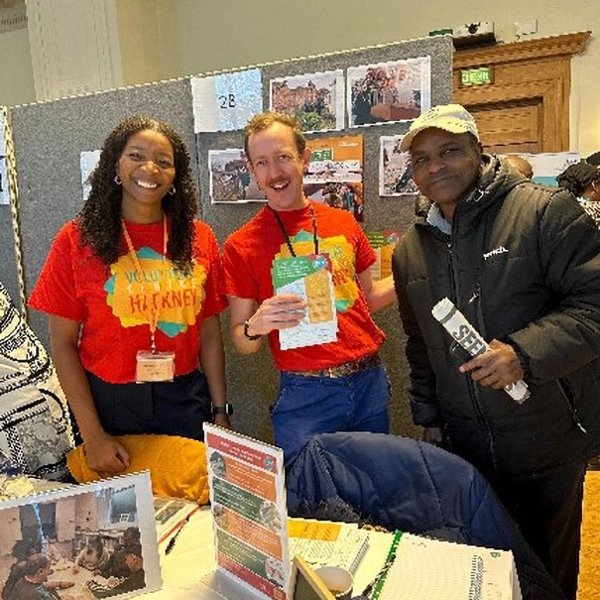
[453,32,590,152]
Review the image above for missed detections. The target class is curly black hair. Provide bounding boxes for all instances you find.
[556,162,599,197]
[586,151,600,167]
[78,115,198,273]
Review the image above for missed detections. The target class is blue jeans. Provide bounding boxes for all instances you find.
[271,364,390,465]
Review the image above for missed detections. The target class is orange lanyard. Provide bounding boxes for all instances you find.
[121,216,168,353]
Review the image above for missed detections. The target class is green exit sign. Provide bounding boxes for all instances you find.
[460,66,494,87]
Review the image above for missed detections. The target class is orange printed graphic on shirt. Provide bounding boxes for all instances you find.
[105,247,207,337]
[276,231,359,311]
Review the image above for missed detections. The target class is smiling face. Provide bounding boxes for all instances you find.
[246,121,311,212]
[410,128,482,221]
[116,129,176,222]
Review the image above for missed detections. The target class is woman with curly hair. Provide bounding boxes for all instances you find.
[557,161,600,227]
[29,115,230,474]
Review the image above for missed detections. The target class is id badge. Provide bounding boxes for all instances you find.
[136,350,175,383]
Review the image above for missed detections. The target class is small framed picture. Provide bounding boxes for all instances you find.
[0,471,161,599]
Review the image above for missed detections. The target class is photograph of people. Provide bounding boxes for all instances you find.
[28,115,230,475]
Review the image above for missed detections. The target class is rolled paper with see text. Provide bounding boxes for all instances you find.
[432,297,530,404]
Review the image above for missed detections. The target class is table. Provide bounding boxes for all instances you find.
[138,507,392,599]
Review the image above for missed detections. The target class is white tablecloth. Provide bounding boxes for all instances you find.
[140,507,392,599]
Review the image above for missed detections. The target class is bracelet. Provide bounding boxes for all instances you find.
[243,320,261,341]
[212,404,233,416]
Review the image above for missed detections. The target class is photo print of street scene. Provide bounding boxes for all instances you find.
[270,70,345,132]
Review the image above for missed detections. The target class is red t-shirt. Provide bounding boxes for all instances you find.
[29,219,226,383]
[222,202,385,371]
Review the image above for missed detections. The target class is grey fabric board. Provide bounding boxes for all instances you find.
[8,35,453,446]
[197,36,453,442]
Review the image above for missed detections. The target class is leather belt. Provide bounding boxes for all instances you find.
[290,353,381,378]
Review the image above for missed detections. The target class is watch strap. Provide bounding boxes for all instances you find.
[243,320,261,341]
[212,404,233,416]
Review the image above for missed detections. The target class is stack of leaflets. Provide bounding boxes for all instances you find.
[153,495,200,544]
[288,518,369,574]
[272,253,338,350]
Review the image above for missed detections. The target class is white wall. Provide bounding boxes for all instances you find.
[155,0,600,156]
[0,28,35,106]
[115,0,162,86]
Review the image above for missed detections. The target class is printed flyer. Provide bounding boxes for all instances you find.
[203,424,290,600]
[304,135,364,222]
[365,231,401,281]
[272,253,338,350]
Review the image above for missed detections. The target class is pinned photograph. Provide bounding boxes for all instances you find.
[270,70,345,132]
[0,472,161,600]
[80,150,101,202]
[347,56,431,127]
[379,135,418,196]
[208,149,266,203]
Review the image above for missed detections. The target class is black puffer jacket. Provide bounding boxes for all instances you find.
[392,155,600,479]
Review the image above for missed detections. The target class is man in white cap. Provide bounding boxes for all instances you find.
[392,103,600,600]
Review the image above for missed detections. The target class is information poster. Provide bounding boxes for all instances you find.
[304,135,364,221]
[204,424,290,600]
[366,231,401,281]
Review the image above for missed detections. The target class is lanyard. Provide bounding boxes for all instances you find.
[268,204,319,257]
[121,216,168,353]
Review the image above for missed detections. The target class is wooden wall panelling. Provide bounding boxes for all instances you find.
[453,32,590,152]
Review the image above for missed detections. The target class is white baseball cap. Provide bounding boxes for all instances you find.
[400,103,480,152]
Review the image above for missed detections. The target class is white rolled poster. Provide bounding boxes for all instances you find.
[432,297,530,404]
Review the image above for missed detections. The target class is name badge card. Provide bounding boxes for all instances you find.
[136,350,175,383]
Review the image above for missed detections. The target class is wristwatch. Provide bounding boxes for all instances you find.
[212,404,233,416]
[243,319,261,341]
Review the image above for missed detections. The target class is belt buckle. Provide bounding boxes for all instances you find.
[329,361,356,378]
[297,354,379,378]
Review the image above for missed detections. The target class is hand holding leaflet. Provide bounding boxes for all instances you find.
[432,298,530,404]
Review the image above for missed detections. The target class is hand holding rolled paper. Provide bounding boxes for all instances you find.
[432,298,530,404]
